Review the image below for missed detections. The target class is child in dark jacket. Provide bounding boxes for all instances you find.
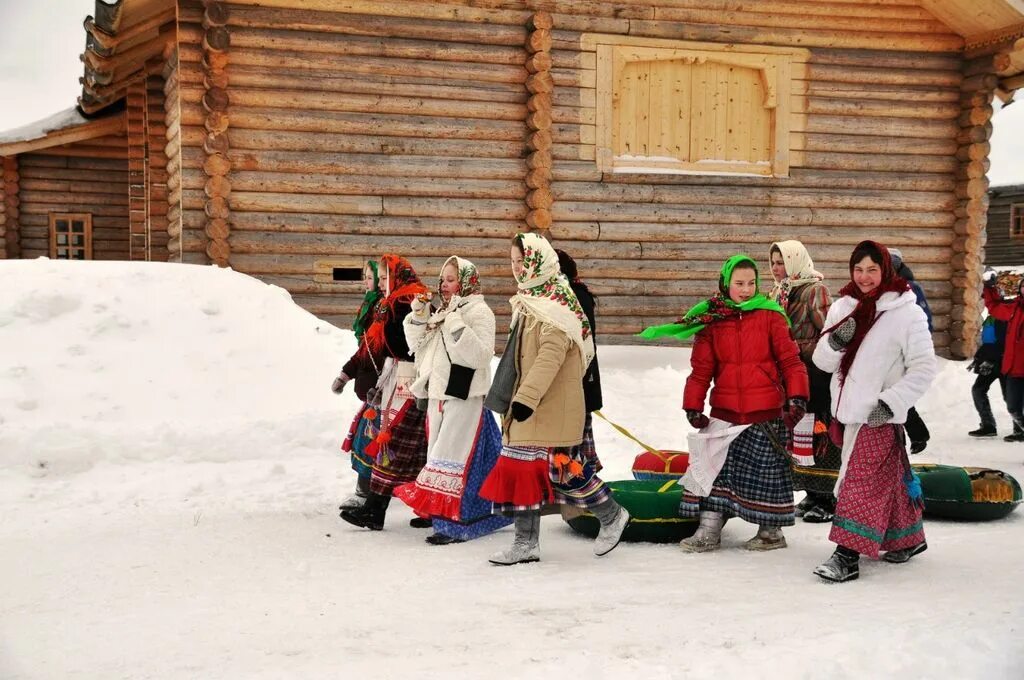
[642,255,809,553]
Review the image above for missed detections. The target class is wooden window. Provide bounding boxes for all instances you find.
[590,36,805,177]
[49,213,93,260]
[1011,204,1024,240]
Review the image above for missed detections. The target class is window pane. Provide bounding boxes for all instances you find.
[56,220,69,231]
[72,234,84,246]
[57,247,68,258]
[72,221,85,233]
[57,234,68,245]
[74,250,85,260]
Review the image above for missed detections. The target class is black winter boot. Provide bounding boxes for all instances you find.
[340,492,390,531]
[813,546,860,583]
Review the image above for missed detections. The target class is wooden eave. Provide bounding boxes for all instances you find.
[79,0,175,114]
[0,112,125,156]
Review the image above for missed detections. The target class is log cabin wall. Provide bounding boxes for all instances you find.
[984,184,1024,266]
[164,42,184,263]
[1,157,19,258]
[14,135,131,261]
[169,0,976,354]
[148,74,171,262]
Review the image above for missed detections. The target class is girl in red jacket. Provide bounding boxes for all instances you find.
[982,269,1024,434]
[642,255,809,552]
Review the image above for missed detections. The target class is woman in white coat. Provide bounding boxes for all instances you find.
[811,240,936,582]
[394,256,511,544]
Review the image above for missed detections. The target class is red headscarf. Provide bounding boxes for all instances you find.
[827,240,910,381]
[363,254,427,354]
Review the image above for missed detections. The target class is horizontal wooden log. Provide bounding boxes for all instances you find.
[552,182,954,212]
[552,201,953,228]
[806,96,958,120]
[956,142,991,162]
[220,171,526,199]
[224,5,527,47]
[223,192,383,215]
[589,221,953,247]
[794,150,957,174]
[206,25,527,66]
[184,105,529,142]
[223,128,530,159]
[210,44,528,85]
[627,19,963,52]
[203,26,231,53]
[795,132,957,156]
[217,212,564,239]
[650,5,949,35]
[200,85,526,121]
[384,197,526,220]
[223,65,536,105]
[221,150,526,179]
[526,209,553,231]
[18,179,127,195]
[802,113,958,140]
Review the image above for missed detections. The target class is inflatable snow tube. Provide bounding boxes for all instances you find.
[564,479,698,543]
[911,464,1022,521]
[631,450,690,481]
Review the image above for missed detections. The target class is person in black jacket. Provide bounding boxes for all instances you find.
[889,249,932,454]
[969,310,1024,440]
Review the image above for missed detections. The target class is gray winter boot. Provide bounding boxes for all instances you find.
[744,525,788,551]
[591,498,631,557]
[813,546,860,583]
[679,510,724,553]
[489,511,541,565]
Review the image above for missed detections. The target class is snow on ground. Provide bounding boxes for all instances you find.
[1,259,1022,680]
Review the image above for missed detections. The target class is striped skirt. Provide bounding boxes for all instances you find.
[341,401,379,479]
[791,425,843,495]
[480,415,611,515]
[679,418,795,527]
[830,424,925,559]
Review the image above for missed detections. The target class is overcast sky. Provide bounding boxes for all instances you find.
[1,1,1022,185]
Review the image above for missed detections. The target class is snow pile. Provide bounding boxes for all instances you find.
[0,259,358,474]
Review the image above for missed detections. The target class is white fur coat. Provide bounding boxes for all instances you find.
[813,290,936,424]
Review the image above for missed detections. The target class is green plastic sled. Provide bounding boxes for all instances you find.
[565,479,698,543]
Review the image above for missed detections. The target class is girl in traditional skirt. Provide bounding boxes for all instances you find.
[340,254,430,532]
[334,261,384,510]
[393,256,512,544]
[642,255,809,553]
[767,241,838,523]
[554,249,607,518]
[479,233,630,565]
[812,241,936,583]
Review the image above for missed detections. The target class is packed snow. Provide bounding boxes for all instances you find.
[1,259,1022,679]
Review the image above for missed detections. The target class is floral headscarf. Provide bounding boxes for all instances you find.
[768,240,824,310]
[364,253,428,354]
[435,255,482,312]
[510,232,595,369]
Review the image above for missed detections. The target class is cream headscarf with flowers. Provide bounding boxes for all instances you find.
[425,255,483,329]
[510,232,595,370]
[768,240,824,310]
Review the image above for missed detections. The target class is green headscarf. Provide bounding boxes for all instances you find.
[639,254,789,341]
[353,260,382,340]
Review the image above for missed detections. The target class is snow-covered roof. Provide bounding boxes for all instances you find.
[0,108,90,146]
[0,107,123,156]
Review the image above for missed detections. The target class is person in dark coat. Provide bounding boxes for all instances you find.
[968,312,1022,440]
[888,249,932,454]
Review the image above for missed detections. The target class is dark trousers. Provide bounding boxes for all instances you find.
[1005,377,1024,429]
[904,407,930,444]
[972,371,1008,430]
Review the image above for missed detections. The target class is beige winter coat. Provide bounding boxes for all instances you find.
[503,315,586,447]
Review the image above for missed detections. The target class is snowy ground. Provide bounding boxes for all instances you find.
[1,260,1022,679]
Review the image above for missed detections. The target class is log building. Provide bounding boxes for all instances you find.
[2,0,1024,357]
[985,183,1024,266]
